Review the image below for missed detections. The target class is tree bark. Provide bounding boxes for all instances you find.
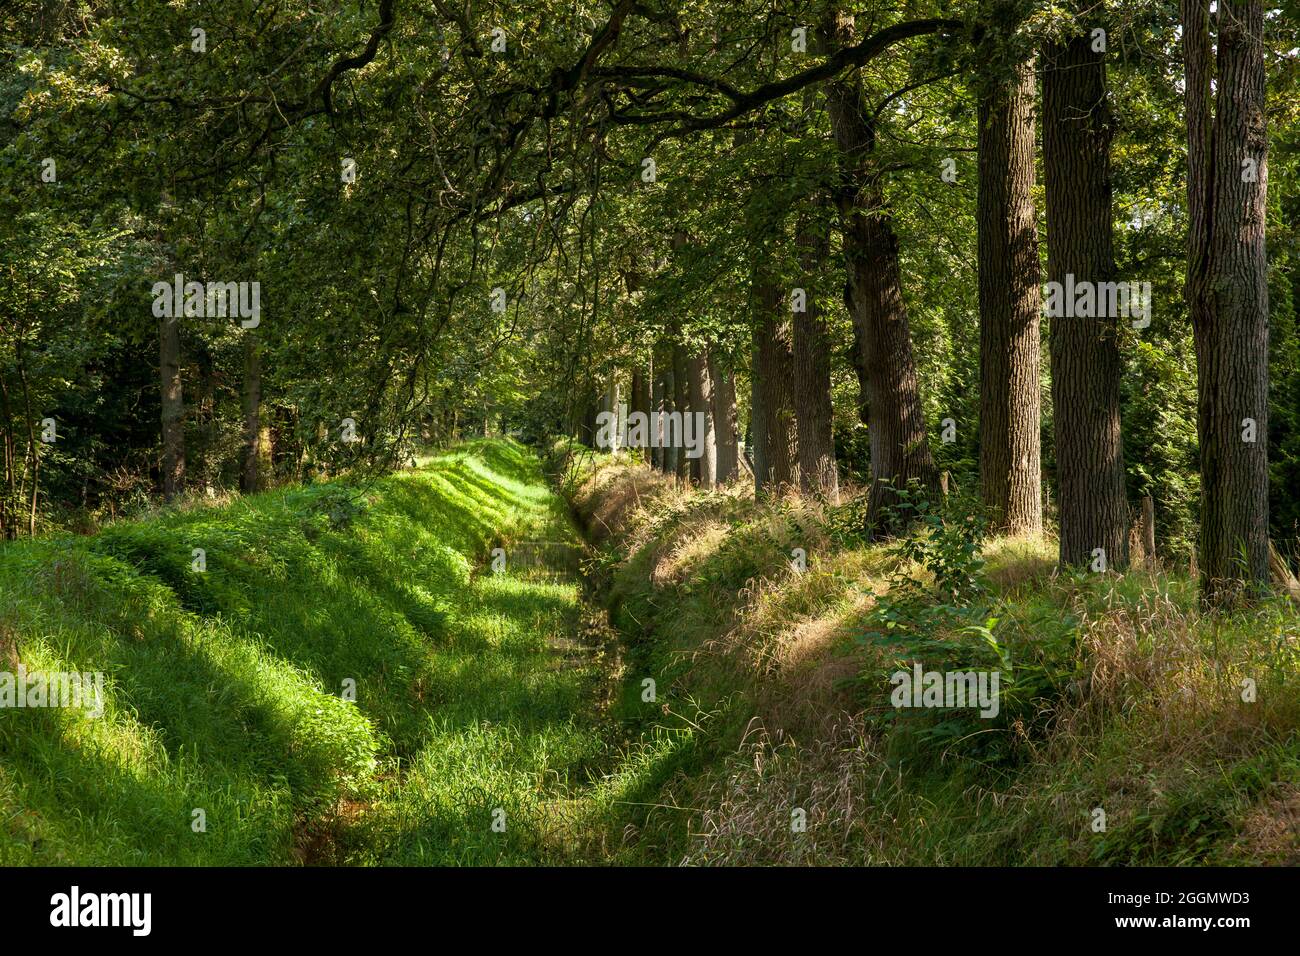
[847,301,870,427]
[752,271,799,494]
[792,212,840,501]
[749,343,765,485]
[1181,0,1270,600]
[978,54,1042,535]
[672,339,691,481]
[580,398,598,448]
[824,31,939,527]
[660,344,679,474]
[708,351,740,484]
[16,346,37,536]
[650,365,665,471]
[1043,30,1129,569]
[686,350,717,487]
[159,309,185,501]
[1141,495,1157,569]
[631,360,653,462]
[0,368,14,539]
[603,375,621,451]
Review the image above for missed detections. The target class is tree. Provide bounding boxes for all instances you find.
[672,339,692,481]
[752,264,800,494]
[793,211,840,500]
[1181,0,1271,599]
[1043,20,1130,569]
[977,27,1042,535]
[686,350,718,487]
[708,352,740,483]
[824,10,940,527]
[242,331,264,492]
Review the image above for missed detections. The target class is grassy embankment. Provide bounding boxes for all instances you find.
[5,436,1297,866]
[558,444,1300,866]
[0,439,629,865]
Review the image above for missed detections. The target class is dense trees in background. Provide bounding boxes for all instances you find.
[1,0,1297,605]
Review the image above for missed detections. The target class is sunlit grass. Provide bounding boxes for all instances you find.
[9,438,1294,867]
[0,439,624,866]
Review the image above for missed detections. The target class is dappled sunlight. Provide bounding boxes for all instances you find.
[982,534,1057,594]
[568,451,1300,866]
[0,441,617,865]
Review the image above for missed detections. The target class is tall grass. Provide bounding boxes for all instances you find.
[559,445,1300,866]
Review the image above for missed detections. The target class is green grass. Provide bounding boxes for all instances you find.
[8,437,1296,867]
[0,438,635,865]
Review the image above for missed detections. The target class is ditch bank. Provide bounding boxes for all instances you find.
[544,441,1300,866]
[0,440,626,865]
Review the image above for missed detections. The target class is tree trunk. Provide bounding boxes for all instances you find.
[672,340,691,481]
[749,344,765,485]
[978,54,1042,535]
[686,350,717,487]
[824,11,938,530]
[650,367,665,471]
[1043,30,1129,569]
[241,332,263,493]
[1141,495,1157,569]
[709,352,740,484]
[603,375,620,451]
[580,398,598,448]
[788,29,838,502]
[845,208,938,527]
[631,360,652,462]
[16,347,37,536]
[752,272,799,494]
[159,309,185,500]
[660,343,679,474]
[1181,0,1270,600]
[793,212,840,501]
[846,284,870,427]
[0,368,14,539]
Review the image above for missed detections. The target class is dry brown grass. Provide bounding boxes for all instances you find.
[1047,582,1299,767]
[572,454,877,739]
[681,720,891,866]
[571,455,678,547]
[1230,786,1300,864]
[652,520,730,585]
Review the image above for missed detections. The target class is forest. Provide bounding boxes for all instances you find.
[1,0,1299,879]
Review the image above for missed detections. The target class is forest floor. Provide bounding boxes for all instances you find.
[2,438,1298,865]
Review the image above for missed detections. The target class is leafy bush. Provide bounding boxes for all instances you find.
[854,488,1075,760]
[304,486,369,531]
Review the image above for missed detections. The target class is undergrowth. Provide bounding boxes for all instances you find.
[555,444,1300,866]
